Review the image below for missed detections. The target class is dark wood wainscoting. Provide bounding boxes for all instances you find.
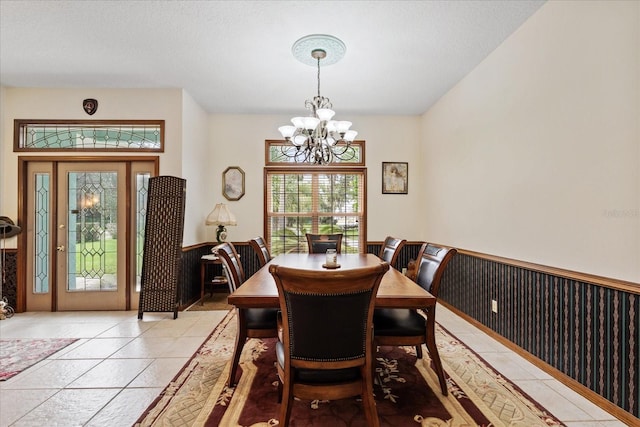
[439,251,639,424]
[180,242,262,309]
[1,249,18,308]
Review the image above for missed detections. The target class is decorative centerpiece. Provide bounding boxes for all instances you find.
[322,249,340,269]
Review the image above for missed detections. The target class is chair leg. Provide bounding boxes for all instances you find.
[425,313,447,395]
[228,308,248,387]
[279,376,293,427]
[361,366,380,427]
[371,341,378,385]
[415,344,423,359]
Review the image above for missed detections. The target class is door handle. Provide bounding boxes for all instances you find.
[56,245,65,252]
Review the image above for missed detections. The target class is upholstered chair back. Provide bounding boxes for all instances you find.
[249,236,271,267]
[214,242,244,291]
[305,233,343,254]
[271,263,387,363]
[378,236,407,268]
[414,243,457,298]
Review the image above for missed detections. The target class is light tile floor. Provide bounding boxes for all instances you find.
[0,305,628,427]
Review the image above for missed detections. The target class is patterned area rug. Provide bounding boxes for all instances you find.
[187,292,233,311]
[0,338,79,381]
[136,310,565,426]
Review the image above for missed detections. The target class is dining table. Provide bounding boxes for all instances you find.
[227,252,446,393]
[230,253,435,308]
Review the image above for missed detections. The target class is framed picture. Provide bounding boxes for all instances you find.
[222,166,245,201]
[382,162,408,194]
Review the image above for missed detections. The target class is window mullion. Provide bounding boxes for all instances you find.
[311,174,319,233]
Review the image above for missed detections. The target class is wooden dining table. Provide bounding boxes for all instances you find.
[228,252,446,393]
[229,253,436,308]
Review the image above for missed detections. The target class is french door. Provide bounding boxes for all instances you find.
[24,159,155,311]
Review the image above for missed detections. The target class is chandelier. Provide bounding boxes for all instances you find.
[278,34,358,165]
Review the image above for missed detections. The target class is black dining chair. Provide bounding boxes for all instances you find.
[373,243,457,395]
[269,261,389,427]
[305,233,343,254]
[214,242,279,387]
[378,236,406,268]
[248,236,271,267]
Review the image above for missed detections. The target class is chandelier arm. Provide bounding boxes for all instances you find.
[277,137,356,164]
[331,143,352,154]
[331,145,357,162]
[277,140,312,163]
[324,145,333,164]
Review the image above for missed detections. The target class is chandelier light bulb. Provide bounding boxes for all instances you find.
[302,117,320,131]
[335,121,352,133]
[293,135,308,146]
[316,108,335,121]
[344,130,358,142]
[278,125,296,138]
[291,117,305,128]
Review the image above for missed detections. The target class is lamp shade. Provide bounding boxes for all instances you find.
[205,203,237,226]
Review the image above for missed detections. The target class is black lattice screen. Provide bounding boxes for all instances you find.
[138,176,186,319]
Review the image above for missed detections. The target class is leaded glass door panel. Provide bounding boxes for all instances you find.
[56,162,127,310]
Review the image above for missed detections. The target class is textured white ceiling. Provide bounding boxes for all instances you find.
[0,0,545,115]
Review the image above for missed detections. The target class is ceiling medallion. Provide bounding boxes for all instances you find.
[291,34,346,67]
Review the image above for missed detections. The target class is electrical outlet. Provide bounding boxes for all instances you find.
[491,299,498,313]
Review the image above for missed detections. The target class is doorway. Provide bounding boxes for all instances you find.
[20,157,157,311]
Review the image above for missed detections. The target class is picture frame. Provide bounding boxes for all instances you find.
[222,166,245,201]
[382,162,408,194]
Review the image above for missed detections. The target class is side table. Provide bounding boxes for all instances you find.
[200,254,229,305]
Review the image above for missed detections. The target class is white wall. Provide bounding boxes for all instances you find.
[357,115,422,241]
[0,86,6,216]
[180,90,210,246]
[0,87,185,248]
[208,114,422,243]
[0,87,424,248]
[420,0,640,282]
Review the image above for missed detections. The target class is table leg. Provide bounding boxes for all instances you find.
[425,309,448,395]
[228,308,248,387]
[200,261,206,305]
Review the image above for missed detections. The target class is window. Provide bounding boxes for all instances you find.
[33,173,50,293]
[266,169,366,255]
[265,139,367,255]
[14,120,164,152]
[265,140,365,166]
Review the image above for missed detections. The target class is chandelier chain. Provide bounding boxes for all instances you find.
[317,57,321,99]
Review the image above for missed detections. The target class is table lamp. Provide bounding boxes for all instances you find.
[206,203,237,243]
